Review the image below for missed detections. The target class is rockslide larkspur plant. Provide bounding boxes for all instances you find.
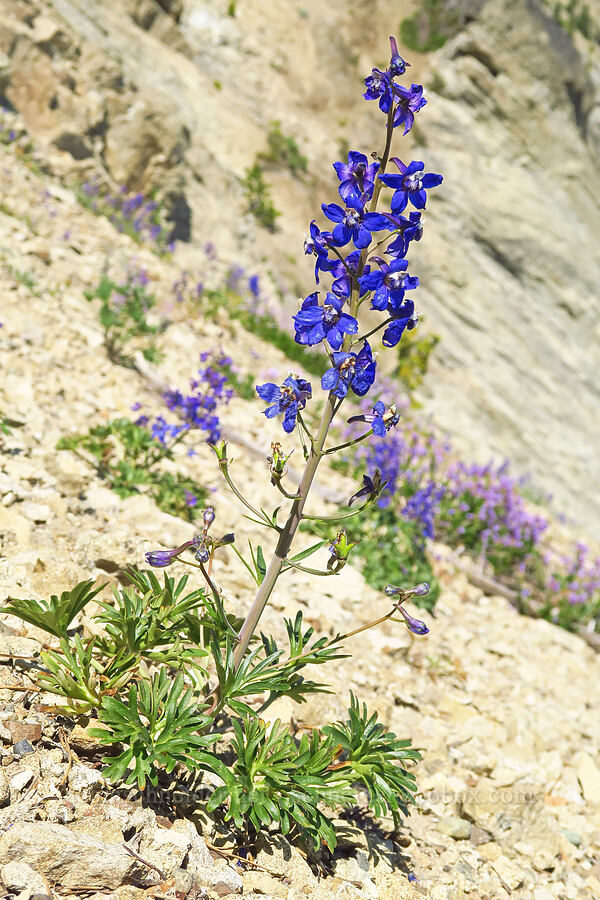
[13,37,445,852]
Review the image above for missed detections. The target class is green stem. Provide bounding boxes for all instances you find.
[324,429,373,455]
[233,392,338,668]
[354,317,393,345]
[274,481,301,500]
[301,498,375,522]
[282,559,337,576]
[220,464,274,529]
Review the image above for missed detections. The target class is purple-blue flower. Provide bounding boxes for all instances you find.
[379,158,442,213]
[321,203,390,250]
[348,401,400,437]
[348,470,386,507]
[304,220,337,283]
[386,211,424,257]
[397,605,429,635]
[150,416,188,445]
[256,376,312,433]
[382,298,418,348]
[293,292,358,350]
[145,538,198,568]
[392,83,427,134]
[330,251,371,299]
[333,151,379,210]
[359,257,419,311]
[363,67,394,112]
[321,342,376,399]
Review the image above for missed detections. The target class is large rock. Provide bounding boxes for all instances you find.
[0,822,146,889]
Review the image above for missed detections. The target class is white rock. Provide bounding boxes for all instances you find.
[576,753,600,806]
[67,764,104,802]
[1,860,47,894]
[10,769,35,792]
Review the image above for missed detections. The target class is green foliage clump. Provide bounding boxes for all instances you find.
[551,0,599,41]
[57,418,207,521]
[242,163,281,231]
[202,286,327,379]
[400,0,459,52]
[258,121,308,179]
[4,570,421,850]
[394,329,440,401]
[85,273,165,366]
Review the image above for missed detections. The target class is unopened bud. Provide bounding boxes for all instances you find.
[195,544,210,564]
[397,604,429,636]
[210,440,228,463]
[202,506,216,530]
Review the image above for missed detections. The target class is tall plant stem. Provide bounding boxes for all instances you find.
[233,392,338,668]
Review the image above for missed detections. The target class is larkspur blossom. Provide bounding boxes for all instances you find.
[382,298,419,348]
[321,342,376,399]
[145,537,200,567]
[304,220,337,282]
[348,402,401,436]
[397,605,429,635]
[379,158,443,213]
[388,36,409,77]
[348,470,386,507]
[256,375,312,433]
[359,257,419,311]
[333,151,379,209]
[321,202,390,250]
[363,66,394,111]
[392,84,427,134]
[386,211,424,257]
[293,292,358,350]
[330,251,371,299]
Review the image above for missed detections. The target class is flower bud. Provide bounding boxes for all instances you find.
[195,544,210,564]
[397,604,429,635]
[327,529,359,572]
[145,550,177,568]
[202,506,216,530]
[210,440,228,463]
[267,441,293,484]
[145,538,196,568]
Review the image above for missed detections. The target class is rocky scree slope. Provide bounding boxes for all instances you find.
[0,0,599,534]
[0,118,600,898]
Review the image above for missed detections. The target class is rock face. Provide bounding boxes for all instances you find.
[0,0,598,531]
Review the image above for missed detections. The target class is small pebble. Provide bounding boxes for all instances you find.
[13,739,35,758]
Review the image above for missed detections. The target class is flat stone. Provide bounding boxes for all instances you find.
[437,815,471,840]
[10,768,35,791]
[13,738,36,758]
[67,764,104,802]
[561,828,582,847]
[577,753,600,805]
[5,720,42,745]
[0,771,9,807]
